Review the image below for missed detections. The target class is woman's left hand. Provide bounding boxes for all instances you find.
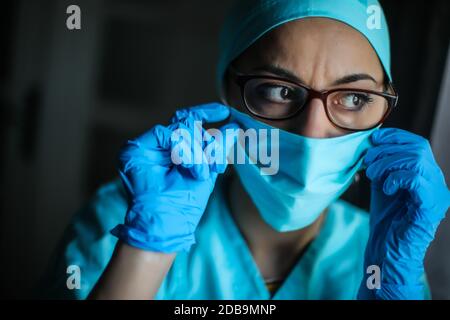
[358,128,450,300]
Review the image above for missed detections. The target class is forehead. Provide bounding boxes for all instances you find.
[235,17,384,84]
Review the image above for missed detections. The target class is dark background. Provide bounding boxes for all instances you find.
[0,0,449,299]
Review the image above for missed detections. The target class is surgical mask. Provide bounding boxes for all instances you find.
[229,108,376,232]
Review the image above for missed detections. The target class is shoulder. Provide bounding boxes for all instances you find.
[38,179,127,299]
[90,179,128,213]
[69,179,127,238]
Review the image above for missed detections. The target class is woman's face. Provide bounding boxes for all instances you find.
[225,18,385,138]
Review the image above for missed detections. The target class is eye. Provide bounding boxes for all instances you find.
[255,83,297,103]
[337,93,373,111]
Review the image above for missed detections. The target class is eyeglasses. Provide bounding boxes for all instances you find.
[229,66,398,131]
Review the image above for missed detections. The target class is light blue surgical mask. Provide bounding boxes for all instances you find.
[229,108,377,232]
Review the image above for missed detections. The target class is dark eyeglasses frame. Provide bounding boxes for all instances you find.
[229,66,399,131]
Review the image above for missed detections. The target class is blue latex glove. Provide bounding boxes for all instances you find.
[111,103,239,253]
[358,128,450,300]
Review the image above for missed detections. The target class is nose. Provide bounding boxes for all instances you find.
[294,98,340,138]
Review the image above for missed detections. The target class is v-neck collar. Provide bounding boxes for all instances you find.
[217,174,334,300]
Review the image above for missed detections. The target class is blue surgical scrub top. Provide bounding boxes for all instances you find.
[38,176,430,299]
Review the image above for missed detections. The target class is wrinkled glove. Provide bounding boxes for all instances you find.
[111,103,239,253]
[358,128,450,300]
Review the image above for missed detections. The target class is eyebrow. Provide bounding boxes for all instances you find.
[250,65,378,86]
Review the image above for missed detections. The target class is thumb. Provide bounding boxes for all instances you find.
[221,122,240,157]
[207,122,240,174]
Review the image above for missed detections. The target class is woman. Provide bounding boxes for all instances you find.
[41,0,449,300]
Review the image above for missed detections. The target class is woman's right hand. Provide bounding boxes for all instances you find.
[111,103,239,253]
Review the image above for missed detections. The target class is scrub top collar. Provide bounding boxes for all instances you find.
[215,172,334,299]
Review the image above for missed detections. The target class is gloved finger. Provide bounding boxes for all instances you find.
[206,122,240,174]
[152,124,174,150]
[119,125,174,172]
[371,128,428,146]
[171,116,238,181]
[170,114,238,180]
[188,127,212,181]
[366,153,437,183]
[383,170,447,222]
[367,128,441,181]
[171,102,231,124]
[383,170,423,197]
[222,122,240,158]
[169,120,212,180]
[187,119,213,180]
[365,143,435,170]
[133,124,173,150]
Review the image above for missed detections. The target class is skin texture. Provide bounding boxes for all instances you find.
[89,17,386,299]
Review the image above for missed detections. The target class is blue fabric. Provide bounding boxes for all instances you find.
[36,180,127,299]
[37,177,430,299]
[357,128,449,300]
[216,0,391,98]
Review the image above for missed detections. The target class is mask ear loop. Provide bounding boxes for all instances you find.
[354,172,361,184]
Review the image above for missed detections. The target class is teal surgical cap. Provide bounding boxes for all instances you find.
[216,0,391,99]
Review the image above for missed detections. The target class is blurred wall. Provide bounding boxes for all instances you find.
[427,44,450,299]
